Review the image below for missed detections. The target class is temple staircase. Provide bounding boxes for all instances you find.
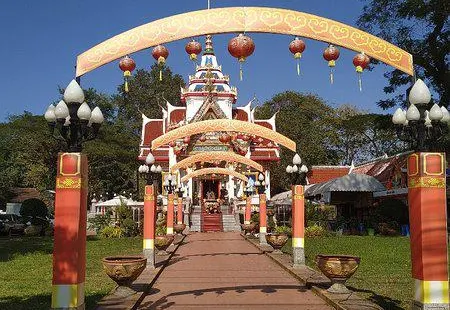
[202,213,223,232]
[190,205,202,232]
[222,214,241,232]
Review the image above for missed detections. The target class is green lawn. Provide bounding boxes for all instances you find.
[0,236,142,310]
[283,236,423,309]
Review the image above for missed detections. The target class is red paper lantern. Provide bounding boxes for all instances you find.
[219,133,231,143]
[152,45,169,81]
[289,37,306,76]
[353,52,370,92]
[119,56,136,93]
[228,33,255,81]
[323,45,340,84]
[185,40,202,62]
[169,141,176,148]
[183,136,191,144]
[199,135,207,142]
[242,135,250,141]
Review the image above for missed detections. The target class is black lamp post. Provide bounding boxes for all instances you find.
[138,153,162,185]
[44,80,104,152]
[163,174,177,195]
[392,79,449,152]
[243,184,254,198]
[175,185,184,198]
[254,173,266,195]
[285,153,308,185]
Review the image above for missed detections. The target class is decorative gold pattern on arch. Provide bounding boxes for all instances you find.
[170,151,263,173]
[151,119,296,151]
[181,168,248,183]
[76,7,413,77]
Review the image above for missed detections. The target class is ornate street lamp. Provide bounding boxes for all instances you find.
[243,184,254,197]
[175,185,184,198]
[285,153,309,185]
[254,173,266,194]
[163,174,177,195]
[138,153,162,185]
[392,79,449,152]
[44,80,104,152]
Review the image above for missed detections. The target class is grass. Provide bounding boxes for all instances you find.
[282,236,428,310]
[0,236,142,310]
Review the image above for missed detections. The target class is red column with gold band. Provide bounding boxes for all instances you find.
[245,196,252,224]
[177,197,183,224]
[143,185,156,268]
[408,152,449,308]
[51,153,88,309]
[259,193,267,245]
[292,185,305,267]
[167,194,174,235]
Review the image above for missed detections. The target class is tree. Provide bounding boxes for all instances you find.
[357,0,449,109]
[255,91,338,193]
[112,64,185,136]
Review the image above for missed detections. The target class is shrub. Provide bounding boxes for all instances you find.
[155,226,166,236]
[100,226,124,238]
[88,214,111,233]
[274,225,291,236]
[250,213,259,224]
[305,224,327,237]
[121,218,139,237]
[20,198,48,219]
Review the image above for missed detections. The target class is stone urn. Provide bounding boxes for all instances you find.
[173,223,186,235]
[316,254,361,294]
[155,235,174,255]
[241,223,256,235]
[265,234,289,253]
[102,256,147,296]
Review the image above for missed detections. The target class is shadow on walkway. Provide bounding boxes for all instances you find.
[139,284,307,309]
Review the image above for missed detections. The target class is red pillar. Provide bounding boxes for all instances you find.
[143,185,156,267]
[167,193,174,235]
[259,193,267,244]
[408,152,449,308]
[51,153,87,309]
[177,197,183,224]
[292,185,305,267]
[244,196,252,224]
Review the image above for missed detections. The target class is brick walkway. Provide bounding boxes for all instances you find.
[137,232,331,309]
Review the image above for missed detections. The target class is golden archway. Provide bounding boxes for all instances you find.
[181,168,248,183]
[171,151,263,173]
[152,119,295,151]
[76,7,413,77]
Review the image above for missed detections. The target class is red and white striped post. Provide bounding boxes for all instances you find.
[166,194,174,235]
[51,153,87,309]
[291,185,305,267]
[244,195,252,225]
[143,185,156,268]
[407,152,448,309]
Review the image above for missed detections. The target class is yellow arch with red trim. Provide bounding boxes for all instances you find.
[181,167,248,183]
[76,7,414,77]
[170,151,263,173]
[151,119,296,151]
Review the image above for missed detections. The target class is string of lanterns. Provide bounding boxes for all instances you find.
[117,34,373,91]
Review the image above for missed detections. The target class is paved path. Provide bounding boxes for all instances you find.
[138,232,332,309]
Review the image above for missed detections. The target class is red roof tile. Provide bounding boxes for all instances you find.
[308,167,350,184]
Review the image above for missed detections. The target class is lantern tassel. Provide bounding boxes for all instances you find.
[296,59,300,76]
[330,68,334,85]
[239,63,243,81]
[124,79,129,93]
[159,69,162,81]
[358,73,363,92]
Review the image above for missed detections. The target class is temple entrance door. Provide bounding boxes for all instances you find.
[202,180,219,200]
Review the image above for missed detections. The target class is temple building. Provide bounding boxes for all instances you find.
[138,35,279,206]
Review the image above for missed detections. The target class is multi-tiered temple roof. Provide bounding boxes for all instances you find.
[139,35,279,164]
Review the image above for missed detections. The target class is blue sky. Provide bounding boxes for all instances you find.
[0,0,404,121]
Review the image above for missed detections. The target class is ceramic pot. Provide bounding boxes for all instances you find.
[102,256,147,289]
[265,234,289,253]
[316,254,360,294]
